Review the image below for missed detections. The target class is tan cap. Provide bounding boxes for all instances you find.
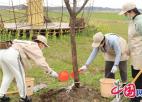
[119,2,136,15]
[92,32,104,48]
[35,35,49,47]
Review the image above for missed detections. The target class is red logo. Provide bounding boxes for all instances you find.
[111,83,136,98]
[111,86,123,95]
[123,84,136,98]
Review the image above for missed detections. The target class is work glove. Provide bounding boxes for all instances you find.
[79,65,88,72]
[49,70,59,78]
[111,65,118,73]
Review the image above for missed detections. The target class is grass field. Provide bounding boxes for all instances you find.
[0,10,132,101]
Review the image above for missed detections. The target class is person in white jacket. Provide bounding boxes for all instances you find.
[0,35,58,102]
[119,2,142,102]
[80,32,129,83]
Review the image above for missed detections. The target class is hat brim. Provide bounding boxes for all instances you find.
[92,42,100,48]
[119,10,127,15]
[44,43,49,47]
[35,39,49,47]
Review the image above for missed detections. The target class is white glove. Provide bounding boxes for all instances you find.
[111,65,118,73]
[79,65,88,72]
[49,70,59,78]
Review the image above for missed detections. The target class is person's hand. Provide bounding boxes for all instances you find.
[49,70,59,78]
[79,65,88,72]
[111,65,118,73]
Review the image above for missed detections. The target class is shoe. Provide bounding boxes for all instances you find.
[19,96,32,102]
[0,95,10,102]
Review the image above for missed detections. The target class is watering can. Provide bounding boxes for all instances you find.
[58,70,70,82]
[58,70,81,82]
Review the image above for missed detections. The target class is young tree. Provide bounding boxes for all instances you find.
[64,0,89,88]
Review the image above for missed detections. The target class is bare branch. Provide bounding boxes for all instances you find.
[64,0,73,16]
[76,0,89,15]
[73,0,77,13]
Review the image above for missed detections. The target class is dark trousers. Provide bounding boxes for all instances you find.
[105,61,127,83]
[130,66,142,102]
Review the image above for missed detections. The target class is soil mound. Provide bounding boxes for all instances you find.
[39,86,102,102]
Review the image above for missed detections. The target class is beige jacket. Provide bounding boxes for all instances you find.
[128,15,142,70]
[104,34,129,62]
[12,39,52,72]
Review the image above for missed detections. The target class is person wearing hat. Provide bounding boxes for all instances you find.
[119,2,142,102]
[0,35,58,102]
[79,32,129,83]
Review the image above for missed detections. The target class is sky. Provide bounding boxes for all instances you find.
[0,0,142,9]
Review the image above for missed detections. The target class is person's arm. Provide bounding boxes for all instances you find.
[23,44,53,73]
[85,47,99,67]
[80,47,99,72]
[110,38,121,73]
[112,39,121,66]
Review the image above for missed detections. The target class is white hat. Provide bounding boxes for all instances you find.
[35,35,49,47]
[119,2,136,15]
[92,32,104,48]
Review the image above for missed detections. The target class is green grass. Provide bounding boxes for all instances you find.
[0,10,132,101]
[89,12,126,20]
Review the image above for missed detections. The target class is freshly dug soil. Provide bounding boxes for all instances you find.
[39,86,108,102]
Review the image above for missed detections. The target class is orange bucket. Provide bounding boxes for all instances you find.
[58,71,69,82]
[26,77,35,96]
[99,78,116,97]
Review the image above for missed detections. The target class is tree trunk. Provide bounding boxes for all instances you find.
[64,0,89,88]
[70,15,80,88]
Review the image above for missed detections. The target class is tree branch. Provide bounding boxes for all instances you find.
[73,0,77,12]
[64,0,73,16]
[76,0,89,15]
